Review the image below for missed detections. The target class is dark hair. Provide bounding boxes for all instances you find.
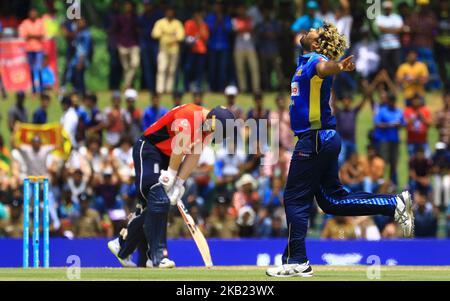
[85,92,98,104]
[40,94,50,101]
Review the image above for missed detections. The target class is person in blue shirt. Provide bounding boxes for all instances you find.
[32,94,51,124]
[205,1,232,92]
[41,55,55,91]
[266,24,414,278]
[374,95,405,185]
[67,18,92,96]
[291,1,323,33]
[141,93,169,130]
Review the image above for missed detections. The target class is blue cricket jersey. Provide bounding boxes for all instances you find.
[290,52,336,135]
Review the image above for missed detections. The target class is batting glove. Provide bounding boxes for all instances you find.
[158,168,177,193]
[168,178,185,206]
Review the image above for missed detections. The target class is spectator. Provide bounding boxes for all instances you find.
[396,50,429,104]
[8,91,28,132]
[112,136,133,180]
[431,142,450,210]
[2,200,22,238]
[114,1,140,89]
[74,193,103,238]
[352,26,380,80]
[340,153,365,192]
[247,93,270,142]
[447,205,450,238]
[94,167,121,215]
[374,95,405,185]
[269,94,292,151]
[184,9,209,92]
[409,146,432,195]
[407,0,439,89]
[256,6,284,91]
[413,190,438,238]
[83,93,103,141]
[316,0,334,23]
[60,96,79,148]
[361,144,386,193]
[17,135,53,177]
[18,8,45,95]
[353,216,381,240]
[205,1,233,92]
[67,18,91,96]
[223,86,241,120]
[41,55,55,91]
[321,217,356,239]
[214,139,246,196]
[232,174,260,215]
[262,176,283,213]
[66,168,90,204]
[138,0,163,92]
[206,196,238,238]
[277,0,296,87]
[103,92,126,148]
[329,0,352,47]
[123,89,142,143]
[403,93,432,157]
[433,0,450,88]
[61,17,77,90]
[435,91,450,146]
[152,7,185,94]
[334,95,366,166]
[32,94,50,125]
[375,1,405,80]
[232,4,261,93]
[236,206,256,237]
[291,1,323,33]
[172,91,183,108]
[192,91,203,106]
[105,0,123,90]
[142,93,168,130]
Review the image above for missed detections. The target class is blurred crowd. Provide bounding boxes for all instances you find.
[0,0,449,240]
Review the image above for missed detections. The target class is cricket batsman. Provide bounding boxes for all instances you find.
[108,103,235,268]
[266,24,414,277]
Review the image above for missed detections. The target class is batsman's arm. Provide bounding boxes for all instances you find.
[177,153,201,181]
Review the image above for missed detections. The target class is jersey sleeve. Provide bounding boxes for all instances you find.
[305,55,327,78]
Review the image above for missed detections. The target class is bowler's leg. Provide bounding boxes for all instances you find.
[282,137,320,264]
[315,132,397,217]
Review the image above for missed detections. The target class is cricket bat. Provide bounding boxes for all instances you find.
[177,201,213,267]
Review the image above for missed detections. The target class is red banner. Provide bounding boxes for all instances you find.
[0,39,31,92]
[0,39,58,92]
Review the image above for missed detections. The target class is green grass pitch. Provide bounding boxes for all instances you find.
[0,266,449,281]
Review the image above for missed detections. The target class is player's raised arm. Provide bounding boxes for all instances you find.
[316,55,355,78]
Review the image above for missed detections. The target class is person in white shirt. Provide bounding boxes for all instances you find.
[60,95,79,148]
[375,0,405,79]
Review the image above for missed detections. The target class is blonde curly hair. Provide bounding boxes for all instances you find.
[316,23,348,61]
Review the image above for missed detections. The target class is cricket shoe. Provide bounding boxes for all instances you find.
[394,191,415,237]
[266,262,313,278]
[107,238,137,268]
[146,258,176,268]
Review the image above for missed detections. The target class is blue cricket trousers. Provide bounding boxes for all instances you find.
[118,136,170,265]
[282,130,397,264]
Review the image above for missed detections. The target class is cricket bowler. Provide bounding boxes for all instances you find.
[266,24,414,277]
[108,103,235,268]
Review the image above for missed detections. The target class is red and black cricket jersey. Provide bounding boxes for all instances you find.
[143,103,207,156]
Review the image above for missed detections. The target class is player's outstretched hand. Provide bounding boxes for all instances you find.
[338,55,355,72]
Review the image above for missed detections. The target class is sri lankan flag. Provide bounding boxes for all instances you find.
[13,122,72,159]
[0,151,10,173]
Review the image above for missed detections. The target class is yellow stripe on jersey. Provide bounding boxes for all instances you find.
[309,75,323,129]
